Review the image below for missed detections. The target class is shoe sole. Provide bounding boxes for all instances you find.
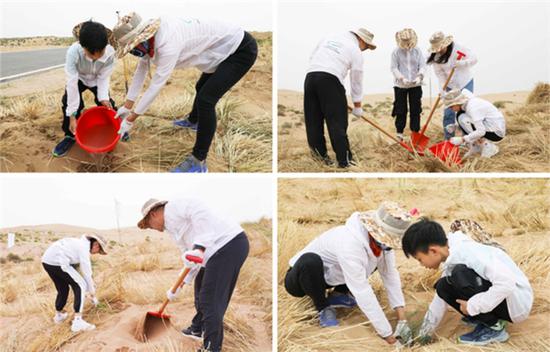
[320,322,339,327]
[458,331,509,346]
[71,326,96,332]
[181,332,203,341]
[328,304,356,308]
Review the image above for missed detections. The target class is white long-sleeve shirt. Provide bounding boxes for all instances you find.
[390,47,426,88]
[307,32,364,103]
[423,231,533,332]
[41,235,96,294]
[430,43,477,91]
[289,212,406,338]
[163,198,244,265]
[65,42,116,116]
[127,17,244,115]
[459,89,506,143]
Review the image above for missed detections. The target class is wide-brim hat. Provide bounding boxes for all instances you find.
[72,21,118,50]
[429,31,454,53]
[358,201,413,249]
[113,12,161,58]
[350,28,377,50]
[442,89,469,108]
[396,28,417,50]
[85,233,108,255]
[137,198,167,229]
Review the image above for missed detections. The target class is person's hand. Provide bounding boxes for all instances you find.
[394,320,413,345]
[91,296,99,306]
[166,286,181,301]
[351,107,363,118]
[445,124,457,134]
[450,136,464,146]
[417,316,436,344]
[69,115,77,134]
[456,299,469,315]
[413,76,422,85]
[183,249,204,268]
[115,106,131,120]
[118,119,134,136]
[384,335,398,345]
[453,60,467,69]
[100,100,113,109]
[402,78,412,86]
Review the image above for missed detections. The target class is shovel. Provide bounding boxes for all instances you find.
[428,140,462,166]
[411,50,467,152]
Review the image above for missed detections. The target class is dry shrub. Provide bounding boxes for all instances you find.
[526,82,550,105]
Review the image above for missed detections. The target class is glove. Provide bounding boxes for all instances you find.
[183,249,204,268]
[413,76,422,85]
[445,123,457,134]
[351,107,363,118]
[393,320,412,346]
[417,316,436,344]
[450,136,464,146]
[92,296,99,306]
[402,78,412,86]
[453,60,467,69]
[118,118,134,136]
[115,106,131,120]
[166,286,181,301]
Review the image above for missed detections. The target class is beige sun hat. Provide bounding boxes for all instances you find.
[72,21,118,50]
[358,201,413,249]
[395,28,417,50]
[350,28,377,49]
[429,31,454,53]
[137,198,168,229]
[442,89,469,108]
[85,233,108,255]
[112,12,161,58]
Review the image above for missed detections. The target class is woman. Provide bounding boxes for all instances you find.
[390,28,426,141]
[427,31,477,140]
[41,234,107,332]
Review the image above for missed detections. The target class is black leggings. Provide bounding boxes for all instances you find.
[392,86,422,133]
[304,71,352,167]
[435,264,512,327]
[61,80,116,137]
[284,252,349,311]
[187,32,258,161]
[42,262,84,313]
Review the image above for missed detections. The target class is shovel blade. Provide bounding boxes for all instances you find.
[135,311,172,342]
[410,132,430,152]
[428,141,462,166]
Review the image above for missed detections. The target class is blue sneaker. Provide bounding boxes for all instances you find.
[173,115,198,131]
[327,293,357,308]
[319,307,338,327]
[458,323,509,346]
[171,155,208,173]
[52,136,75,157]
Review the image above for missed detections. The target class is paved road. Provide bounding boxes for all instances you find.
[0,47,68,78]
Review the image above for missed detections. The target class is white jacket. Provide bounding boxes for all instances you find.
[41,235,96,294]
[460,89,506,143]
[423,231,533,332]
[390,47,426,88]
[289,212,406,338]
[163,198,244,265]
[127,17,244,115]
[307,31,364,103]
[430,43,477,91]
[65,42,116,116]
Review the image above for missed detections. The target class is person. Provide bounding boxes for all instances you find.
[390,28,426,141]
[426,31,477,140]
[443,89,506,158]
[52,21,117,157]
[41,234,108,332]
[112,13,258,173]
[284,202,414,346]
[137,198,249,352]
[402,218,533,346]
[303,28,376,168]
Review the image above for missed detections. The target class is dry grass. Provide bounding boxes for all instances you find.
[278,178,550,352]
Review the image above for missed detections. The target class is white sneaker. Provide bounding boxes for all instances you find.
[464,143,482,158]
[53,312,68,324]
[481,141,499,158]
[71,317,96,332]
[396,133,404,142]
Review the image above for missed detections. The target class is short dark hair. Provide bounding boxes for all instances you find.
[402,218,448,258]
[89,238,98,251]
[79,21,108,54]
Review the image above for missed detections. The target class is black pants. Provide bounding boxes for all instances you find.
[284,252,349,311]
[61,79,116,137]
[42,262,84,313]
[435,264,512,327]
[189,232,249,352]
[187,32,258,161]
[304,71,352,167]
[392,86,422,133]
[456,111,503,142]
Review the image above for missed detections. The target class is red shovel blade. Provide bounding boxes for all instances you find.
[410,132,430,152]
[147,310,171,319]
[428,141,462,166]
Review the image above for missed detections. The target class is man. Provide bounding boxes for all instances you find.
[52,21,117,157]
[284,202,414,346]
[304,28,376,168]
[113,13,258,172]
[137,198,249,352]
[443,89,506,158]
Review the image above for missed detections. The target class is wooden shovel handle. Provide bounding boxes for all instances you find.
[157,267,191,315]
[348,106,402,144]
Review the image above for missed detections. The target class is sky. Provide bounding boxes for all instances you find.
[278,0,550,95]
[0,174,273,229]
[0,0,272,37]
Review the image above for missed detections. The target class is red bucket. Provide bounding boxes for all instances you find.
[75,106,121,153]
[428,140,462,165]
